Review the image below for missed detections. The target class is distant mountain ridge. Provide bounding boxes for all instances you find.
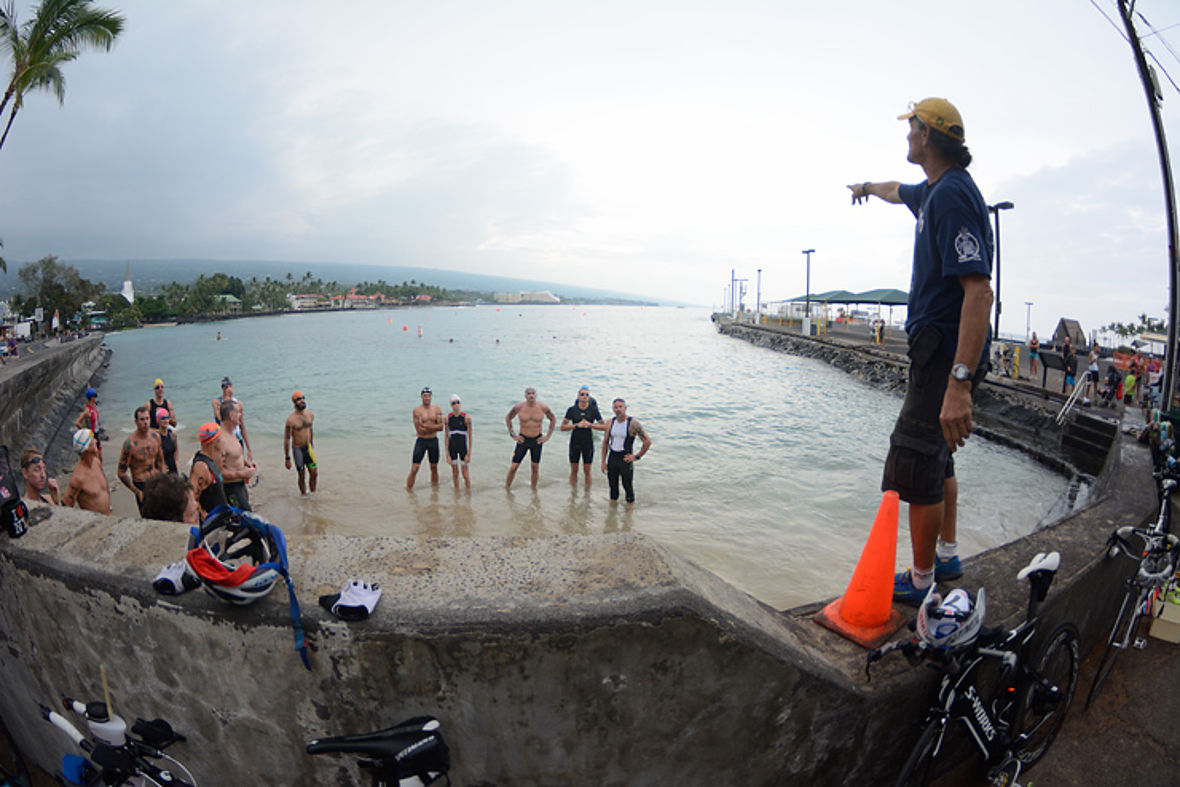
[0,258,672,304]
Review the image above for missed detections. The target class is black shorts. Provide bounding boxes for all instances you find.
[882,325,982,505]
[412,437,440,464]
[448,434,468,461]
[512,435,542,464]
[569,437,594,464]
[224,481,252,511]
[1087,369,1099,382]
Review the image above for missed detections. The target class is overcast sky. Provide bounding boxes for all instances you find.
[1,0,1179,339]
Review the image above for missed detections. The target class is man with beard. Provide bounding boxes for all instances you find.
[284,391,318,494]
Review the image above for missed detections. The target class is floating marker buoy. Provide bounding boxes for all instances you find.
[403,325,408,331]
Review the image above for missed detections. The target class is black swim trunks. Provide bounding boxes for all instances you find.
[882,324,984,506]
[569,439,593,465]
[224,480,252,511]
[412,436,440,465]
[512,435,543,464]
[448,433,468,462]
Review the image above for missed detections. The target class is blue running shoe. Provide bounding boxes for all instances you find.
[935,555,963,581]
[894,569,934,606]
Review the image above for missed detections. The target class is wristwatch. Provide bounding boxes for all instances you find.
[950,363,973,382]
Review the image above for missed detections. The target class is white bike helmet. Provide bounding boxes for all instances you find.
[915,586,986,650]
[186,505,281,605]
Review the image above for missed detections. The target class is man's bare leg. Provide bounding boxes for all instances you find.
[309,468,317,492]
[429,462,439,486]
[583,463,592,485]
[908,500,944,572]
[506,463,520,489]
[407,464,421,490]
[942,476,957,544]
[569,463,578,484]
[530,461,540,488]
[297,469,307,495]
[451,461,460,489]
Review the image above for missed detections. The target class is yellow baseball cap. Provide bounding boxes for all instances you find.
[898,98,965,142]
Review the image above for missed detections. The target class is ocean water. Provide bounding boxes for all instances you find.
[96,306,1067,608]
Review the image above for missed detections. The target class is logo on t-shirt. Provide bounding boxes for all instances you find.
[954,228,982,263]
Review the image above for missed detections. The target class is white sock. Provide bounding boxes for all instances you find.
[910,566,934,588]
[936,539,958,561]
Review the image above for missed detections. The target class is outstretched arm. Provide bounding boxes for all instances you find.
[848,181,902,205]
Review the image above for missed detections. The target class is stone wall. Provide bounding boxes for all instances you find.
[0,335,108,475]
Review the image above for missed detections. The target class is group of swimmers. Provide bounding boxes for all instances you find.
[407,384,652,503]
[18,376,317,527]
[17,378,651,524]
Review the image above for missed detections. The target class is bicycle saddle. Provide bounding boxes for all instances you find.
[1017,551,1059,580]
[307,716,446,762]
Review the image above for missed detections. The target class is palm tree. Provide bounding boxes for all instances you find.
[0,0,124,153]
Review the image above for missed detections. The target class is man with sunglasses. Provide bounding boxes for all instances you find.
[848,97,993,605]
[561,385,605,485]
[284,391,318,494]
[20,448,60,506]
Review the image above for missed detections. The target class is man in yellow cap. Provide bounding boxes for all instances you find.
[847,97,994,604]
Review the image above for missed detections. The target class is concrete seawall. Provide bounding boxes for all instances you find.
[0,335,109,476]
[0,332,1151,784]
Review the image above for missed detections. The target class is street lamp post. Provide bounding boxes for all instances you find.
[988,202,1014,338]
[1024,301,1033,342]
[756,268,762,323]
[802,249,815,317]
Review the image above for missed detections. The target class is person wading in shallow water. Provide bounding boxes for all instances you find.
[408,387,443,490]
[562,385,604,485]
[284,391,318,494]
[599,398,651,504]
[505,386,556,490]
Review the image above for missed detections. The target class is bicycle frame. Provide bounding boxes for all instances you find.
[918,619,1039,767]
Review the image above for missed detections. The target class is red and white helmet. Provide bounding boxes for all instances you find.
[186,506,280,605]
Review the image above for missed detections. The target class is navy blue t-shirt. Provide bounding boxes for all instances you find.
[898,168,993,362]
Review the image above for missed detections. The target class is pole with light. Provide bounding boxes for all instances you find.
[802,249,815,317]
[756,268,762,323]
[987,202,1013,338]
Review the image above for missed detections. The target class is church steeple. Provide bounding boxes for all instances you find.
[120,262,134,304]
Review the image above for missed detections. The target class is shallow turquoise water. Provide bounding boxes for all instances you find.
[97,306,1067,608]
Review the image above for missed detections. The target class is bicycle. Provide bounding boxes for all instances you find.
[1084,467,1180,709]
[307,715,452,786]
[866,551,1080,787]
[42,696,196,786]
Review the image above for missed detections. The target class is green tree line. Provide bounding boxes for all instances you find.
[6,256,486,329]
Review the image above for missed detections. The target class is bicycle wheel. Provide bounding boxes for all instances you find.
[1014,622,1080,767]
[1084,588,1145,709]
[894,718,943,787]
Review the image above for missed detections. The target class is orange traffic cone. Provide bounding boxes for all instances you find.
[814,490,906,648]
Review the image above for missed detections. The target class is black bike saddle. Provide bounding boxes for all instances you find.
[306,715,445,761]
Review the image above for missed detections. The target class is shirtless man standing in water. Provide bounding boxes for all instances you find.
[505,386,556,489]
[117,405,165,514]
[284,391,317,494]
[216,400,257,509]
[407,387,444,489]
[63,429,111,514]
